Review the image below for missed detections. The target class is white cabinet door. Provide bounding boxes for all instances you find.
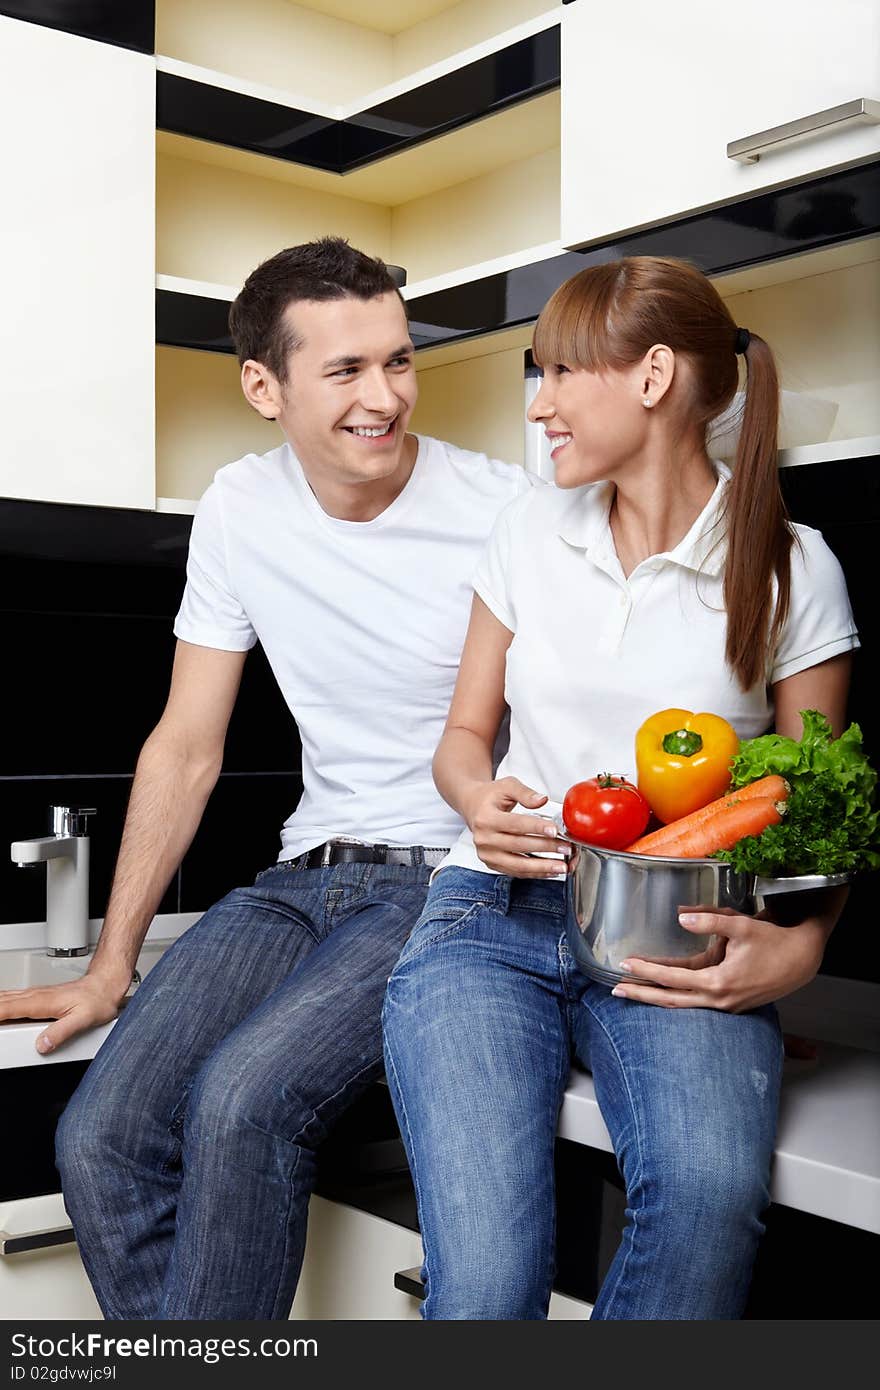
[0,1193,101,1319]
[0,18,155,509]
[561,0,880,249]
[290,1196,593,1320]
[290,1197,425,1320]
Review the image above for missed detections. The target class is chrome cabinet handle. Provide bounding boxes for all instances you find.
[394,1266,426,1299]
[0,1225,76,1256]
[728,97,880,163]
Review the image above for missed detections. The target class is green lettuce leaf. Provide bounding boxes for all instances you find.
[715,709,880,876]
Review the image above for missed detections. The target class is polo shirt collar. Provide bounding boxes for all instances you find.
[558,460,731,577]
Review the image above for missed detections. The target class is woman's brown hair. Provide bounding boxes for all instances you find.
[532,256,794,692]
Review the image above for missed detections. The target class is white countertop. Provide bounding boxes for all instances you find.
[0,913,200,1070]
[559,1044,880,1235]
[2,918,877,1233]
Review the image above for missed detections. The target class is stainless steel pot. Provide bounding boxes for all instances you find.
[561,835,851,987]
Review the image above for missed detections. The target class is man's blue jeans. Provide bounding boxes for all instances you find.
[382,867,784,1320]
[55,860,433,1320]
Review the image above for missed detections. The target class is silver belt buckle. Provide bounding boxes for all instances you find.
[322,836,368,867]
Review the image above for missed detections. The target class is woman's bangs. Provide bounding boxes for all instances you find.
[532,278,610,371]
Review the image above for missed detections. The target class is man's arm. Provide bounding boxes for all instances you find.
[0,641,247,1052]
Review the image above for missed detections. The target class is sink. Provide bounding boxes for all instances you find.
[0,917,200,1067]
[0,952,89,991]
[0,941,171,1000]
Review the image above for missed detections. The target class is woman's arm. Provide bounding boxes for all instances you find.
[435,595,564,877]
[773,651,851,740]
[612,652,854,1011]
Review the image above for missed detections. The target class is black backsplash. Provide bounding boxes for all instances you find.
[780,456,880,983]
[0,499,301,926]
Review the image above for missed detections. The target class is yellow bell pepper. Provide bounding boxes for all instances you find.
[635,708,739,824]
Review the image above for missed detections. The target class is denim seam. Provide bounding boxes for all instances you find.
[246,891,324,947]
[382,1034,431,1318]
[269,1143,304,1320]
[395,902,483,964]
[510,900,566,918]
[542,1041,573,1317]
[268,1055,383,1319]
[556,932,580,1003]
[578,994,647,1318]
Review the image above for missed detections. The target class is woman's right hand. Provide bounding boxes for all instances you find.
[461,777,567,877]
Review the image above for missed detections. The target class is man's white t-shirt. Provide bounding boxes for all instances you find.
[443,460,860,875]
[173,434,532,860]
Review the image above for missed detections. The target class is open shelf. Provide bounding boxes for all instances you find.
[155,0,559,114]
[155,346,277,504]
[156,88,560,291]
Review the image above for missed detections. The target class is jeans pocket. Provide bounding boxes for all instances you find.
[395,899,483,966]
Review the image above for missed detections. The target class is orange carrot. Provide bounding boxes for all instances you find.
[633,797,785,859]
[626,775,789,855]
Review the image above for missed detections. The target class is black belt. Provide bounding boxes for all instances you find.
[287,842,449,870]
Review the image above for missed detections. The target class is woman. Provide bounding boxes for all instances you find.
[381,256,858,1320]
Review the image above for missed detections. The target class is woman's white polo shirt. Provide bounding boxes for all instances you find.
[442,461,859,877]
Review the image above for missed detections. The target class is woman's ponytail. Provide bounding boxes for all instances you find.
[723,331,795,690]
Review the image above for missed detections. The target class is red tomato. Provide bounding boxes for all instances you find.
[562,774,651,850]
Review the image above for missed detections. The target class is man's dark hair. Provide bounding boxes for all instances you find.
[228,237,405,383]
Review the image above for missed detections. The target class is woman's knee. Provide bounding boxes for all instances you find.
[633,1135,769,1247]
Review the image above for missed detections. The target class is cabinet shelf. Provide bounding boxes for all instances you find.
[156,24,559,174]
[156,0,559,115]
[154,160,878,357]
[405,161,880,349]
[156,85,560,291]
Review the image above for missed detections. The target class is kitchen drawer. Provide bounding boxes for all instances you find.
[0,1193,99,1320]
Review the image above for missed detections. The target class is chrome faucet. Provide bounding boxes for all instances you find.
[10,806,96,956]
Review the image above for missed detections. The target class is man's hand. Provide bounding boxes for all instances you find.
[0,971,131,1054]
[611,910,828,1013]
[461,777,566,878]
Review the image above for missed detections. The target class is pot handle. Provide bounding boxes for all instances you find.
[753,871,852,911]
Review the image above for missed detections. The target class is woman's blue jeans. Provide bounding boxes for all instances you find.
[382,867,783,1320]
[55,860,433,1320]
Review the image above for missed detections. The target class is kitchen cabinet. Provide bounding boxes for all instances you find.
[0,17,155,509]
[155,90,560,296]
[155,0,557,114]
[561,0,880,249]
[0,1194,100,1320]
[290,1195,590,1319]
[290,1197,425,1320]
[151,2,563,507]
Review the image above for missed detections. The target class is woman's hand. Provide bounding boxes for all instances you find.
[611,910,830,1012]
[462,777,567,878]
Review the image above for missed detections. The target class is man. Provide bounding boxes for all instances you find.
[0,238,536,1319]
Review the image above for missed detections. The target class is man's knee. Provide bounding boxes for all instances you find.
[184,1050,313,1156]
[55,1078,131,1185]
